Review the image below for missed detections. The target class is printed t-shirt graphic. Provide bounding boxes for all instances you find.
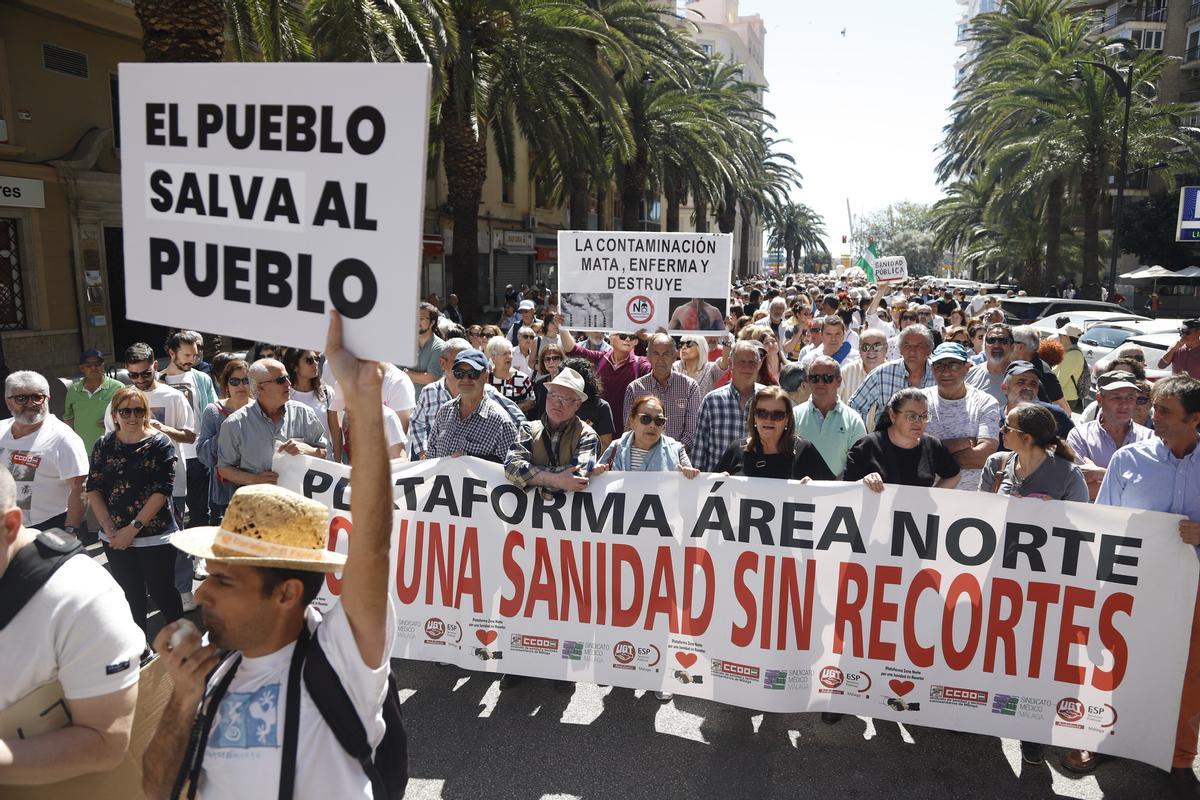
[0,414,89,525]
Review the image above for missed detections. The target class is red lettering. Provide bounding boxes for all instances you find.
[759,555,776,649]
[983,577,1024,676]
[424,522,455,606]
[1093,592,1133,691]
[325,515,350,596]
[903,568,941,668]
[596,542,607,625]
[498,530,525,617]
[868,565,903,661]
[1025,582,1061,679]
[777,558,815,650]
[941,574,982,671]
[454,526,482,612]
[1054,586,1095,685]
[524,537,559,619]
[610,544,643,628]
[560,539,592,623]
[730,552,757,647]
[833,562,868,656]
[394,518,421,604]
[681,548,714,636]
[644,546,679,633]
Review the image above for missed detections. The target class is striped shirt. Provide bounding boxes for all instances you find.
[692,382,764,472]
[623,371,701,449]
[847,358,935,424]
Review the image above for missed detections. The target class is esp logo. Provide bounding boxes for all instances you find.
[819,666,845,689]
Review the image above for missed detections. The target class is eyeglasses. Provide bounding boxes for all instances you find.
[932,360,966,370]
[453,367,483,380]
[754,408,789,421]
[116,407,147,418]
[901,316,919,323]
[807,373,837,384]
[263,375,290,386]
[543,355,563,363]
[615,333,637,341]
[127,368,155,379]
[227,376,250,387]
[8,393,46,405]
[302,355,319,365]
[548,393,581,406]
[985,336,1013,345]
[899,411,930,423]
[637,413,667,426]
[861,343,885,353]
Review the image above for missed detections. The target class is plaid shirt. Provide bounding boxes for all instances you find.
[692,382,763,472]
[426,393,521,463]
[847,358,935,424]
[623,371,701,450]
[409,379,527,459]
[504,417,599,489]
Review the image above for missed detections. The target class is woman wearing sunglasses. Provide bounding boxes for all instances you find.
[284,349,340,460]
[196,359,252,522]
[674,335,726,400]
[592,396,698,479]
[715,387,834,481]
[86,386,181,640]
[844,388,961,491]
[529,343,566,419]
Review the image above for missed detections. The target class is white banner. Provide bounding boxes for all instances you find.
[874,255,908,282]
[276,453,1196,769]
[556,231,732,334]
[119,63,430,365]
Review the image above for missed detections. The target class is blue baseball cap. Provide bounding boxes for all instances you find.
[930,342,971,363]
[79,349,103,362]
[453,348,489,372]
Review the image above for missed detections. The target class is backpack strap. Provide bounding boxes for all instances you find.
[0,530,83,632]
[301,626,387,799]
[277,625,311,800]
[990,452,1013,494]
[177,651,242,800]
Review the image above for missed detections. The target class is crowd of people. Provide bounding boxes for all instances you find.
[6,274,1200,798]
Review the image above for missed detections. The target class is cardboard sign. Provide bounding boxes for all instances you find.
[119,63,431,364]
[873,255,908,282]
[556,231,732,334]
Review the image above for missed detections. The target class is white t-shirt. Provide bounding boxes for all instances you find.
[0,550,143,710]
[327,363,415,417]
[290,387,336,452]
[104,383,194,497]
[922,385,999,492]
[383,406,408,451]
[196,601,394,800]
[0,414,89,526]
[161,371,204,460]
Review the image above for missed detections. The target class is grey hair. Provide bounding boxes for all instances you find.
[898,324,935,349]
[808,355,841,377]
[484,335,513,357]
[1011,326,1040,351]
[730,339,764,362]
[247,359,282,397]
[442,337,470,355]
[860,327,888,343]
[0,469,14,513]
[6,371,49,397]
[647,332,675,350]
[887,387,929,414]
[680,335,709,362]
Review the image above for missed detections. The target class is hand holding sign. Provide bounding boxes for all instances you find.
[873,256,908,282]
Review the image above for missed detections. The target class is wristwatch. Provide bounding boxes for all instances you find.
[132,520,144,531]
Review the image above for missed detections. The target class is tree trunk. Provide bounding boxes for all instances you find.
[442,98,489,316]
[620,153,646,232]
[568,172,590,230]
[1043,176,1064,292]
[597,182,609,231]
[716,187,737,234]
[694,195,709,233]
[738,209,752,278]
[664,173,680,233]
[1080,168,1103,299]
[134,0,226,62]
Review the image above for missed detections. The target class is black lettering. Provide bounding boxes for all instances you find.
[222,246,252,303]
[319,105,343,153]
[738,499,775,545]
[146,103,166,146]
[149,238,179,289]
[286,105,317,151]
[629,495,671,537]
[424,474,460,516]
[227,104,255,150]
[197,104,222,147]
[352,183,377,230]
[393,476,424,510]
[231,175,263,219]
[296,254,325,313]
[945,517,996,566]
[1097,535,1141,586]
[818,506,865,553]
[207,173,228,217]
[149,169,173,212]
[332,476,351,511]
[259,104,284,151]
[491,484,527,524]
[184,243,218,297]
[689,496,733,540]
[780,502,814,548]
[1002,522,1047,572]
[892,511,939,558]
[329,258,377,319]
[168,103,187,146]
[570,490,625,535]
[531,489,567,531]
[312,181,350,228]
[346,106,385,155]
[302,468,334,498]
[1052,527,1095,577]
[462,478,488,519]
[256,249,293,308]
[264,179,299,224]
[176,173,206,215]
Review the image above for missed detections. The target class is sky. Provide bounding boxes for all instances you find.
[749,0,963,258]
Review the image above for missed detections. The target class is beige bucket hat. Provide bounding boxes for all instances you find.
[171,484,345,573]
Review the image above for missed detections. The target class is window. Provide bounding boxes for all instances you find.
[699,42,714,56]
[0,219,27,330]
[1130,28,1164,50]
[1080,327,1135,349]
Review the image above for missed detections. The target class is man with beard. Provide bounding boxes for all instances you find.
[142,313,398,800]
[161,331,218,532]
[403,302,444,392]
[966,323,1017,407]
[0,371,88,532]
[995,361,1073,453]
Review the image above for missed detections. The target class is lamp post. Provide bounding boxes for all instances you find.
[1077,48,1136,302]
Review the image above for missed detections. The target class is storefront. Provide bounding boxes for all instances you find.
[493,229,535,306]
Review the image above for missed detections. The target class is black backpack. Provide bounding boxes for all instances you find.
[177,622,408,800]
[0,529,84,631]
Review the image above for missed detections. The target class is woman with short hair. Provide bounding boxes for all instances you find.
[844,388,961,491]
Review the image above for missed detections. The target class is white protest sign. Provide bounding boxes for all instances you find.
[874,255,908,282]
[279,453,1195,769]
[119,63,430,364]
[557,231,732,334]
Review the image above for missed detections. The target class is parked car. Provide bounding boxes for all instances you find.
[1029,311,1148,338]
[1071,318,1185,373]
[1001,296,1130,325]
[1090,330,1175,384]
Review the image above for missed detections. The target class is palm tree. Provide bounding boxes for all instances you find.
[768,201,828,272]
[133,0,227,61]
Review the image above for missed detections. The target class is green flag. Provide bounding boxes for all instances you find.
[857,240,879,283]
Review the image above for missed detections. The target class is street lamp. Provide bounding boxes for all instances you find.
[1076,44,1136,302]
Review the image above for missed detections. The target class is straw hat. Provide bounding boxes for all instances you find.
[171,484,345,572]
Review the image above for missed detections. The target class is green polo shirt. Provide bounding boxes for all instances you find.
[63,376,124,455]
[793,399,867,478]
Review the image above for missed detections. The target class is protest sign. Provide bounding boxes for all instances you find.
[873,255,908,282]
[556,231,732,334]
[276,453,1196,769]
[119,63,430,365]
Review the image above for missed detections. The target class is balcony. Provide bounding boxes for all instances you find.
[1102,4,1167,30]
[1192,0,1200,19]
[1187,45,1200,66]
[1181,88,1200,104]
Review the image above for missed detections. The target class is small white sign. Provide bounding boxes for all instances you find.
[874,255,908,282]
[557,231,732,334]
[0,176,45,209]
[1177,186,1200,242]
[119,62,431,364]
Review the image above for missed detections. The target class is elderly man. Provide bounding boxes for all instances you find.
[0,371,88,537]
[507,299,538,346]
[1057,376,1200,797]
[794,356,866,478]
[966,322,1017,406]
[996,361,1073,453]
[848,324,936,426]
[1010,324,1067,410]
[922,342,999,491]
[623,334,700,450]
[693,341,766,472]
[1066,369,1154,500]
[0,469,144,785]
[427,349,521,462]
[63,349,123,457]
[408,338,527,459]
[505,367,598,493]
[838,328,888,408]
[1159,319,1200,379]
[217,359,328,488]
[563,327,650,435]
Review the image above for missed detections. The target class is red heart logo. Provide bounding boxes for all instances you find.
[889,679,915,697]
[675,652,698,669]
[476,630,498,646]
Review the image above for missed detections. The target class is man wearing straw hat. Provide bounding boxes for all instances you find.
[142,313,395,800]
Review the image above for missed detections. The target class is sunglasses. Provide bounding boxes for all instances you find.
[543,355,563,363]
[615,333,637,341]
[520,334,536,340]
[637,413,667,426]
[263,375,290,386]
[227,376,251,387]
[302,355,319,365]
[127,368,155,379]
[116,407,147,418]
[861,343,885,352]
[1000,422,1024,435]
[807,373,837,384]
[8,393,46,405]
[754,408,789,421]
[681,341,698,348]
[453,367,483,380]
[985,336,1013,345]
